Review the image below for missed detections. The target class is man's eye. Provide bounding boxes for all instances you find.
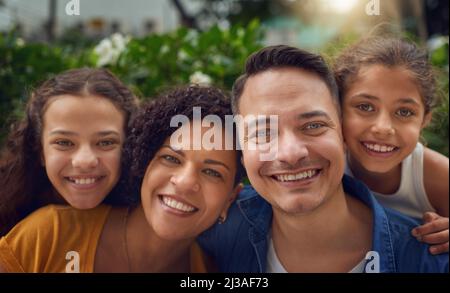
[248,129,276,143]
[396,108,415,117]
[203,168,223,178]
[305,122,325,130]
[162,155,180,164]
[356,104,374,112]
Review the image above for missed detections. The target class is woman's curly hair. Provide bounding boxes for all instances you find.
[121,85,246,204]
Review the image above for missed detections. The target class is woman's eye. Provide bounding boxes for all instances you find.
[162,155,180,164]
[356,104,374,112]
[396,108,415,117]
[203,168,223,178]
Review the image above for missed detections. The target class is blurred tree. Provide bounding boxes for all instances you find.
[46,0,57,42]
[425,0,449,36]
[171,0,199,29]
[171,0,290,30]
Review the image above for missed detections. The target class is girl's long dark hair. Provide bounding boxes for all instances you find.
[0,68,138,236]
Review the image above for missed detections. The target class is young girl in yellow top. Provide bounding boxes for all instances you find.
[334,37,449,255]
[0,85,244,272]
[0,68,138,236]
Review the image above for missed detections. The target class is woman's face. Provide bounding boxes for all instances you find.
[140,121,240,241]
[41,94,125,209]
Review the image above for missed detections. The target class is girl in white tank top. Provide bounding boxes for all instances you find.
[334,37,449,255]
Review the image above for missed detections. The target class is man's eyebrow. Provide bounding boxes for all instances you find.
[297,110,332,120]
[204,159,230,171]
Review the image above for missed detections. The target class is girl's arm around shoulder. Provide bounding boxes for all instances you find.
[424,147,449,217]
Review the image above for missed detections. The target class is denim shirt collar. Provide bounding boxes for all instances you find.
[236,174,397,273]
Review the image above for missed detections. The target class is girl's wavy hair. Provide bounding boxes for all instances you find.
[0,68,138,236]
[120,85,246,204]
[333,37,438,115]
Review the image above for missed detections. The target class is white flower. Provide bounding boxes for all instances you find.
[189,71,212,85]
[94,39,115,67]
[94,33,131,67]
[111,33,129,52]
[427,36,449,52]
[177,49,189,61]
[160,45,170,55]
[15,38,25,47]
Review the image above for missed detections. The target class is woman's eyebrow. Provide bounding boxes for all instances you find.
[203,159,230,171]
[162,144,185,157]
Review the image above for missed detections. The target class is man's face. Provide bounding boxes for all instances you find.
[238,67,346,215]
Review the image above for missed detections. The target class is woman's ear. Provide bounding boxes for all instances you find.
[421,112,432,129]
[219,183,243,222]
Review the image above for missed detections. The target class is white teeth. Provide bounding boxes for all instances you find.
[275,169,318,182]
[363,143,396,153]
[162,196,196,213]
[69,177,98,185]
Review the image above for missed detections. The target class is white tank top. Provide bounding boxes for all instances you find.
[345,143,436,219]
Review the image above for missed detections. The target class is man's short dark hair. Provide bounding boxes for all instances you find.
[231,45,340,116]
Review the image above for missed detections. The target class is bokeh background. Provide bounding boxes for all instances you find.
[0,0,448,155]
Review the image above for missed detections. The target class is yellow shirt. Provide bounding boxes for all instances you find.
[0,204,207,272]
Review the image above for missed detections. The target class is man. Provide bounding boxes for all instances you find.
[199,45,448,272]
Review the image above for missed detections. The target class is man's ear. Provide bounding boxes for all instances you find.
[421,112,432,129]
[219,183,243,221]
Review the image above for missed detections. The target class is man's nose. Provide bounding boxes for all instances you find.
[275,132,309,166]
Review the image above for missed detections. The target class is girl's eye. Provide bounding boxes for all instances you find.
[356,103,374,112]
[203,168,223,178]
[162,155,180,164]
[54,140,74,147]
[98,140,117,147]
[396,108,415,117]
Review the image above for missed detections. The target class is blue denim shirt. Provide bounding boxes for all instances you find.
[199,175,449,273]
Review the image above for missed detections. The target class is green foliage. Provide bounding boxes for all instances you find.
[0,20,264,144]
[107,20,263,98]
[422,39,449,156]
[0,31,80,142]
